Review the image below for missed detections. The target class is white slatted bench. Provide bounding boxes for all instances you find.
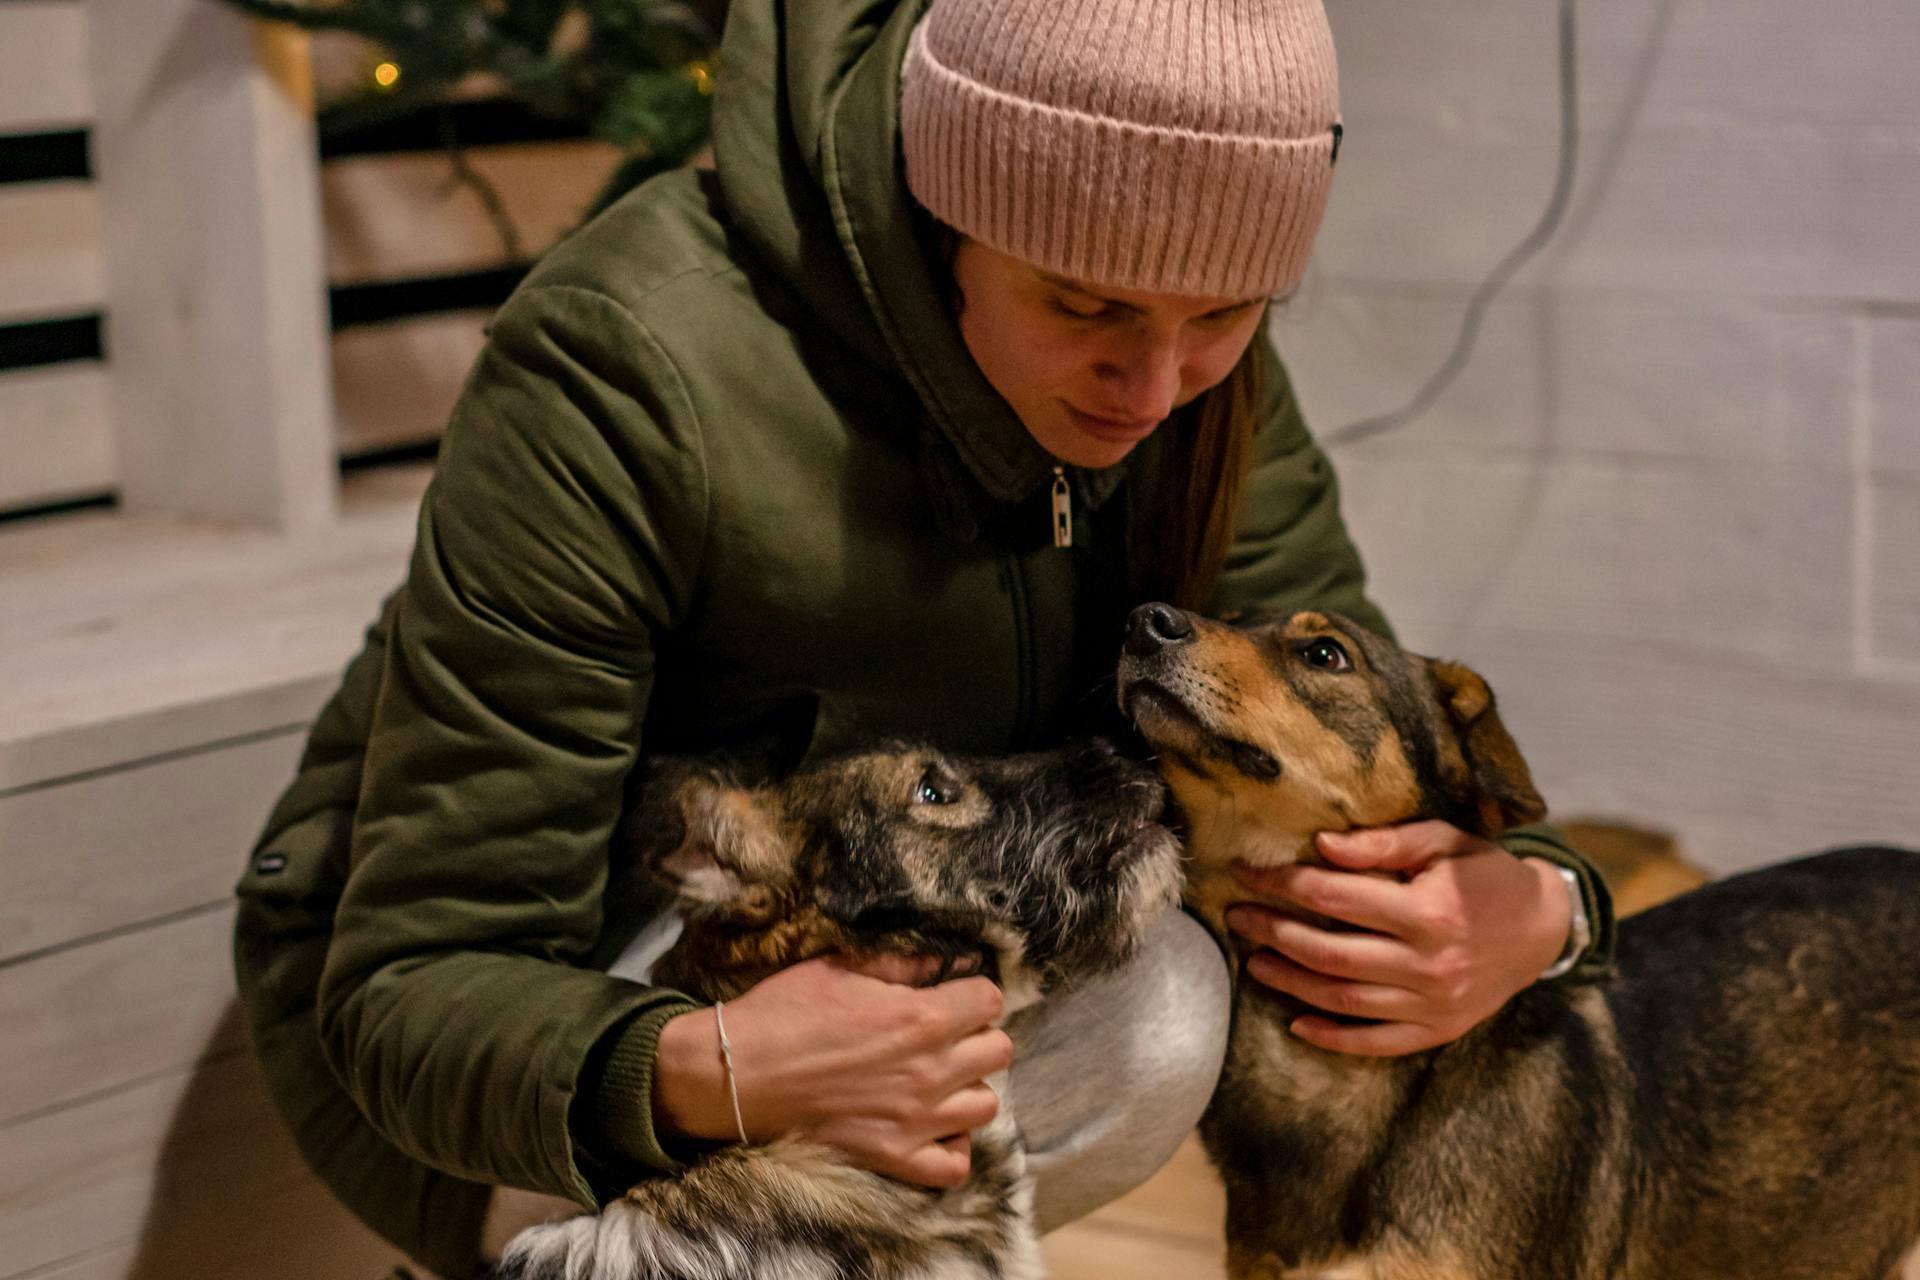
[0,3,616,1275]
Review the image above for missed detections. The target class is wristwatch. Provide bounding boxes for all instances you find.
[1539,865,1593,981]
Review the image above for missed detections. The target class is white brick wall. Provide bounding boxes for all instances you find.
[1276,1,1920,873]
[1868,319,1920,668]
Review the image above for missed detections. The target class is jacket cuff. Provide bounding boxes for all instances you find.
[1499,822,1617,984]
[572,996,702,1198]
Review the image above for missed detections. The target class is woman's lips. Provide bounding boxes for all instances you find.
[1064,404,1163,443]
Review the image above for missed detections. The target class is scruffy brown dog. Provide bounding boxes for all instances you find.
[1118,603,1920,1280]
[494,740,1182,1280]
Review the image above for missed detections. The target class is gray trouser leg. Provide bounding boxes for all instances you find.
[1004,908,1231,1234]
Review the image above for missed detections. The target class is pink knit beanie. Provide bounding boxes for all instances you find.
[900,0,1342,300]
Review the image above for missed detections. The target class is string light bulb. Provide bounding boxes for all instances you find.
[372,61,402,90]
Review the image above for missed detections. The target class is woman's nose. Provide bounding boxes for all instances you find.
[1094,337,1183,418]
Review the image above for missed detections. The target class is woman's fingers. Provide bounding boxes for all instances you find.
[1242,950,1425,1023]
[920,974,1006,1037]
[932,1083,1002,1135]
[1231,863,1414,937]
[834,955,1005,1040]
[1288,1014,1455,1058]
[1314,821,1473,874]
[843,1096,994,1188]
[1226,823,1575,1060]
[893,1135,973,1188]
[706,956,1014,1187]
[1225,906,1413,987]
[844,951,947,986]
[943,1027,1015,1090]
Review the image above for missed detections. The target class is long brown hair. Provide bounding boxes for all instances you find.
[1135,326,1268,610]
[932,224,1269,611]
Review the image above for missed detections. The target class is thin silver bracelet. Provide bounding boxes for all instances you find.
[713,1001,750,1145]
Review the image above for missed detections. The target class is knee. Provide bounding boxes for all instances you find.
[1008,907,1230,1093]
[1007,909,1231,1231]
[1123,909,1232,1108]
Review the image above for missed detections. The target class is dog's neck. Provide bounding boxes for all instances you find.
[655,917,1047,1019]
[1174,787,1322,937]
[1181,800,1444,1248]
[1173,783,1421,1059]
[653,916,841,1002]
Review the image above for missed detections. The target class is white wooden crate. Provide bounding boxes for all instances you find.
[0,2,91,134]
[0,466,430,1280]
[0,0,613,514]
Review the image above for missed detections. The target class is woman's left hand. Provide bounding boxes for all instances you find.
[1225,821,1571,1057]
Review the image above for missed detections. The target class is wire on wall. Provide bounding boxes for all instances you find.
[1324,0,1580,450]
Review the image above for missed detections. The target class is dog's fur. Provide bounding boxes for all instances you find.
[494,740,1183,1280]
[1117,603,1920,1280]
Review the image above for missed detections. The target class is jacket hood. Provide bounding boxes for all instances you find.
[710,0,1113,506]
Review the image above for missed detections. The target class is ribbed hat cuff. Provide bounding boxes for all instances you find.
[901,23,1338,299]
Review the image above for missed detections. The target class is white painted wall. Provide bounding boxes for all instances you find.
[1273,0,1920,872]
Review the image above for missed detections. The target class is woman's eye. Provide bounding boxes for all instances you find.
[916,771,957,805]
[1050,296,1109,322]
[1300,638,1352,672]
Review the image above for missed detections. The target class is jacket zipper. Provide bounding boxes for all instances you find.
[1050,465,1072,548]
[1010,466,1072,745]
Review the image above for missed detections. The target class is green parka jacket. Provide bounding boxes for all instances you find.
[233,1,1614,1275]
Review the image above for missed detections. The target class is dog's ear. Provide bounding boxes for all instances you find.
[633,763,792,915]
[1426,659,1548,836]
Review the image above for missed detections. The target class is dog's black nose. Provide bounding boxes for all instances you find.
[1125,602,1194,657]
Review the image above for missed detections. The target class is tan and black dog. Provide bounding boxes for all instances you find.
[494,740,1182,1280]
[1117,602,1920,1280]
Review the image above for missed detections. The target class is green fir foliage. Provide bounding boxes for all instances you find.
[216,0,724,221]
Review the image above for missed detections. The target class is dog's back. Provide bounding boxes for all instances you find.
[1306,845,1920,1280]
[1601,845,1920,1279]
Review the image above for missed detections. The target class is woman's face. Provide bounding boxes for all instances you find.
[950,238,1270,470]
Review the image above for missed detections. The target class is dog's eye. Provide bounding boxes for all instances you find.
[1299,638,1352,672]
[915,769,958,805]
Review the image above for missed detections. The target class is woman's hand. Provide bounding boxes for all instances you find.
[1225,821,1571,1057]
[651,954,1012,1187]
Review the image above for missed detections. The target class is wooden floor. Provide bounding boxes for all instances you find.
[1044,1137,1920,1280]
[1042,1136,1227,1279]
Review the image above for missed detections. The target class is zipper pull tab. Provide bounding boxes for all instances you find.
[1050,466,1072,548]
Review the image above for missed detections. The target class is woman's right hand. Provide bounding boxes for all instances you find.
[650,954,1013,1187]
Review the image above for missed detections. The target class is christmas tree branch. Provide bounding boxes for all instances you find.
[210,0,724,222]
[435,105,527,263]
[212,0,411,45]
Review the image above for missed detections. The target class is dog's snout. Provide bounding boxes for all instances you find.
[1126,603,1194,657]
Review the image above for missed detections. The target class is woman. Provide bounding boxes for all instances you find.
[235,0,1613,1275]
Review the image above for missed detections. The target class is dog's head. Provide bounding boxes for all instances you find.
[1115,603,1545,873]
[632,740,1183,1010]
